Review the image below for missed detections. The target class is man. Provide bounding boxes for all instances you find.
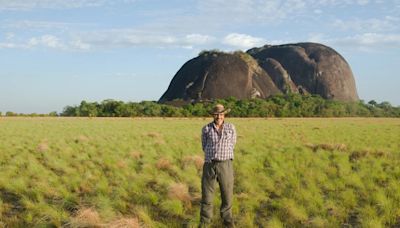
[199,104,237,228]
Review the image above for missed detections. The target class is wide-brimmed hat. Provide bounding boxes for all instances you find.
[209,104,230,115]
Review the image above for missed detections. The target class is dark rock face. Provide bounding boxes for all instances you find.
[248,42,359,101]
[260,58,297,93]
[159,42,359,103]
[159,52,280,103]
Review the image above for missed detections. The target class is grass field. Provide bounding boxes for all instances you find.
[0,117,399,227]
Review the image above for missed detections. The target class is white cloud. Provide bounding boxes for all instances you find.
[184,34,215,45]
[0,31,209,50]
[337,33,400,46]
[3,31,399,53]
[195,0,383,25]
[356,0,369,5]
[0,30,289,51]
[0,34,68,50]
[27,35,66,49]
[0,30,215,50]
[312,0,371,6]
[68,30,217,49]
[70,39,91,50]
[0,0,135,11]
[333,17,399,32]
[307,32,400,51]
[197,0,306,24]
[222,33,266,49]
[0,42,17,48]
[0,0,101,10]
[1,20,84,31]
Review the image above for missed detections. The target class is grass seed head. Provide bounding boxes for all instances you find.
[192,155,204,170]
[117,160,127,169]
[182,155,204,170]
[156,158,172,170]
[130,151,142,160]
[168,183,191,206]
[37,142,49,152]
[70,207,102,227]
[108,217,141,228]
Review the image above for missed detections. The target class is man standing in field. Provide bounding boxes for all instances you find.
[199,104,237,228]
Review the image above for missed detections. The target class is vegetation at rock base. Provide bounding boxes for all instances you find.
[0,118,399,227]
[2,94,399,118]
[59,94,399,117]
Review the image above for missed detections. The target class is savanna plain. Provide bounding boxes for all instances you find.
[0,117,399,227]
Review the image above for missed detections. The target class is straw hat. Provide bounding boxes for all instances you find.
[209,104,231,115]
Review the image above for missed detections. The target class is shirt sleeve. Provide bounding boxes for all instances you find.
[231,124,237,146]
[201,126,207,152]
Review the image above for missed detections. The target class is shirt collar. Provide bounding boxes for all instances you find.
[212,121,225,129]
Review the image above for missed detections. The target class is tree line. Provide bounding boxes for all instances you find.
[2,94,398,117]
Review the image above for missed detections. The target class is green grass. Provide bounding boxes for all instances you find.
[0,117,399,227]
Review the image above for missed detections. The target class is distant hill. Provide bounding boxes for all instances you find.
[159,42,359,104]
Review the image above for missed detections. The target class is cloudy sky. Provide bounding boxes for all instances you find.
[1,0,399,113]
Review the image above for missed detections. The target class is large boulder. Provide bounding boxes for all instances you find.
[159,51,280,103]
[159,42,359,104]
[247,42,359,101]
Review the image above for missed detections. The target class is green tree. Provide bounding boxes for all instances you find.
[368,100,378,107]
[61,105,78,116]
[161,105,183,117]
[100,99,124,117]
[5,111,17,116]
[48,111,58,117]
[140,101,162,116]
[79,100,99,117]
[59,95,400,118]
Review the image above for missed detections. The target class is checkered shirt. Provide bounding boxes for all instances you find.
[201,122,237,162]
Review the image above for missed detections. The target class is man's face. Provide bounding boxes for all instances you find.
[213,113,225,125]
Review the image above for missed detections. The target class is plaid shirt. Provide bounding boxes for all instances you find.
[201,121,237,162]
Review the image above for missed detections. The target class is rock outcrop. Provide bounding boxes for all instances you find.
[159,42,359,104]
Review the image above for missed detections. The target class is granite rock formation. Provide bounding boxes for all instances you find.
[159,42,359,104]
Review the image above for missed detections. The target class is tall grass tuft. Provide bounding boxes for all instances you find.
[67,207,101,227]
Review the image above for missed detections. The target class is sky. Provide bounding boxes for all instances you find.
[0,0,399,114]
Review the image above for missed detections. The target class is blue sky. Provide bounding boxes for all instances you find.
[0,0,399,113]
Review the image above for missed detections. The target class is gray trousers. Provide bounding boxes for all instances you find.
[200,159,234,224]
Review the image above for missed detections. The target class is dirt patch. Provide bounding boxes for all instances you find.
[74,135,90,143]
[305,143,347,152]
[37,141,49,152]
[349,149,388,162]
[0,188,25,218]
[146,132,161,138]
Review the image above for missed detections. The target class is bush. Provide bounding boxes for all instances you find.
[56,95,400,117]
